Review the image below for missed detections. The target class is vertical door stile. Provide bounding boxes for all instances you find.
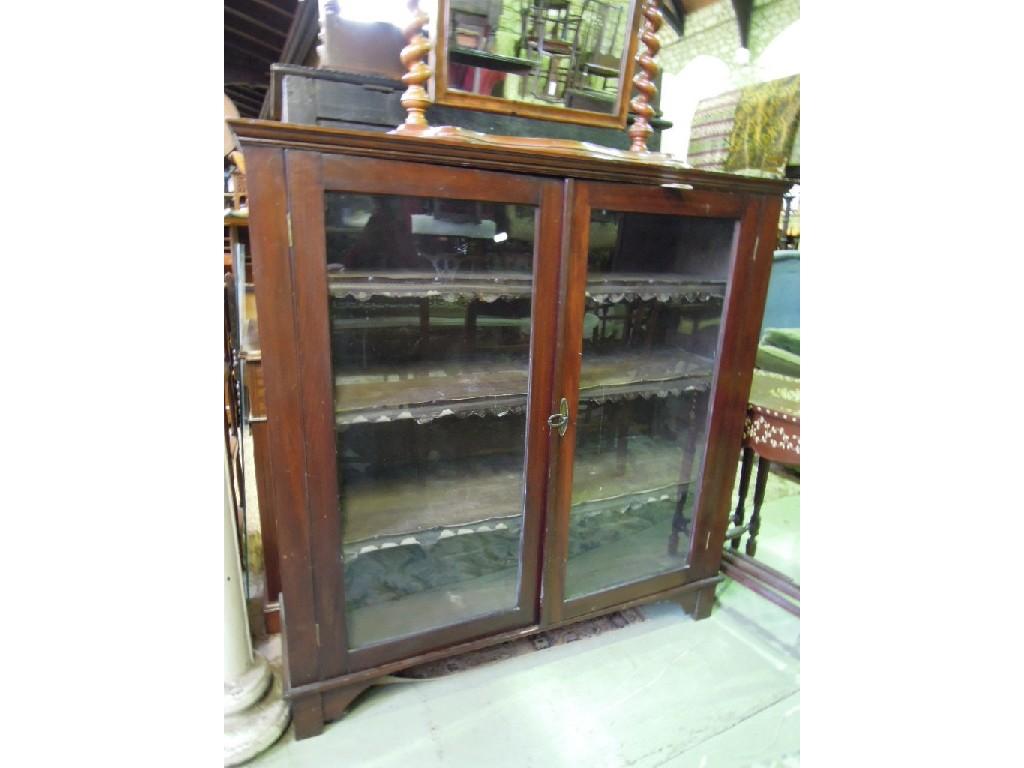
[284,149,350,679]
[522,179,567,622]
[541,180,591,627]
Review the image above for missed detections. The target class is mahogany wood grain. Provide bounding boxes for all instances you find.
[321,152,541,203]
[245,146,320,686]
[692,582,718,620]
[541,180,590,626]
[584,181,745,219]
[291,694,325,740]
[685,196,760,577]
[230,120,791,195]
[303,155,558,672]
[522,180,566,623]
[285,149,349,679]
[538,178,573,628]
[285,574,723,701]
[236,120,790,739]
[551,181,756,623]
[691,195,783,576]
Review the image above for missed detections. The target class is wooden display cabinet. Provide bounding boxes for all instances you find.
[233,119,788,739]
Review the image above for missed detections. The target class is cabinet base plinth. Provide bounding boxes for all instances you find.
[290,694,324,741]
[291,681,375,740]
[669,581,716,620]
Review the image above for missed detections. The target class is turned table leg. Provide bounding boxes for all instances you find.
[732,446,754,550]
[746,455,770,557]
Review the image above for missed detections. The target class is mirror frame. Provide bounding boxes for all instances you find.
[433,0,643,129]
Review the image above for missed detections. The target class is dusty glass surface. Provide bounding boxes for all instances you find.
[446,0,632,115]
[564,210,736,599]
[324,192,537,649]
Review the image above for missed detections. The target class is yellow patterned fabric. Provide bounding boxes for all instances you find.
[723,75,800,178]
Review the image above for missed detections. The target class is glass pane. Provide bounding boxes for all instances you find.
[446,0,631,115]
[325,192,536,650]
[565,210,736,600]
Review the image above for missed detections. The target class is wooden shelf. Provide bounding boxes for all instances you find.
[335,346,712,425]
[449,46,537,74]
[343,435,692,548]
[328,271,725,304]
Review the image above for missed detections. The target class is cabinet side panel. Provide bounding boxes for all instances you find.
[286,149,350,678]
[244,145,320,685]
[690,195,783,577]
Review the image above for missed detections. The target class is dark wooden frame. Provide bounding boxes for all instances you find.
[235,119,786,739]
[433,0,643,129]
[544,181,760,625]
[280,151,567,677]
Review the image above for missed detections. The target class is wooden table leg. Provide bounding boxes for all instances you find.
[746,455,770,557]
[732,446,754,550]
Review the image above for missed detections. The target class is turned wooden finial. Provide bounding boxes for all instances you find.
[628,0,664,153]
[395,0,433,132]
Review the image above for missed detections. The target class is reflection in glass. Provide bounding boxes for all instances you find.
[325,192,537,649]
[565,210,736,599]
[447,0,631,114]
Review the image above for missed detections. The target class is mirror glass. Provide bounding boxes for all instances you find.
[443,0,635,118]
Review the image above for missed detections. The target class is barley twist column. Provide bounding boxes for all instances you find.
[628,0,664,153]
[395,0,433,132]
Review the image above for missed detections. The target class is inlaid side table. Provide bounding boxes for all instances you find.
[721,370,800,615]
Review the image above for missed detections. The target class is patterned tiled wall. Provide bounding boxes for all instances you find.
[654,0,799,162]
[660,0,800,83]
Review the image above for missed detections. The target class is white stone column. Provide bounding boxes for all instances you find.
[225,447,289,765]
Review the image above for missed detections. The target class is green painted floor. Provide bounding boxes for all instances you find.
[250,467,800,767]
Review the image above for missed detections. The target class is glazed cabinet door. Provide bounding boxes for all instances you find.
[544,180,765,621]
[284,151,563,671]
